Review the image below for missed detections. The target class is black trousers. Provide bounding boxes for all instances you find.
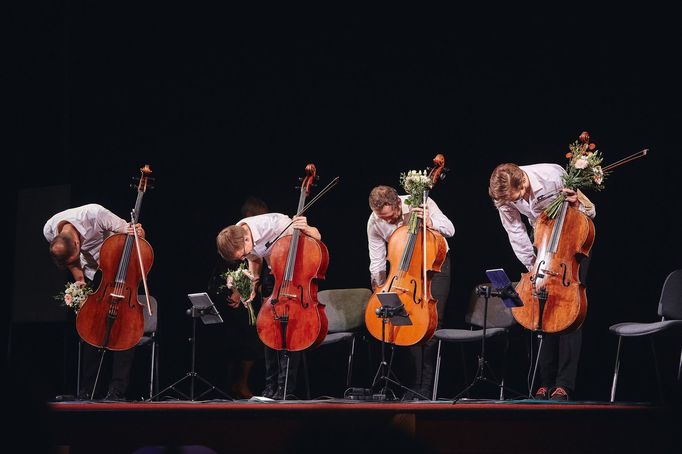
[405,253,451,396]
[536,253,591,394]
[80,342,135,398]
[264,347,301,395]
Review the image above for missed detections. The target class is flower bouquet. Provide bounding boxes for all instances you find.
[544,131,608,219]
[400,169,434,208]
[54,281,93,313]
[400,169,434,231]
[222,262,256,325]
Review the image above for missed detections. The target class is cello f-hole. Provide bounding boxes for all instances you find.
[298,285,307,308]
[410,279,418,304]
[561,263,570,286]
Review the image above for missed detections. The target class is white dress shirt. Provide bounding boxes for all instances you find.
[43,204,129,280]
[238,213,295,260]
[497,163,597,270]
[367,195,455,286]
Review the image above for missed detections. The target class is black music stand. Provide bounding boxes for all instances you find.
[370,292,423,401]
[453,269,524,401]
[149,292,232,401]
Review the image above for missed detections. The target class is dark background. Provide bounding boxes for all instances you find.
[7,4,682,403]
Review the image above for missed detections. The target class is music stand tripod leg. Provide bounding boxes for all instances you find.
[149,301,232,402]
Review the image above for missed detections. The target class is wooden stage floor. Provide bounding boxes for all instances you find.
[47,397,681,453]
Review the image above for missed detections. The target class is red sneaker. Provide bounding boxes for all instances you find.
[534,386,549,400]
[550,386,569,401]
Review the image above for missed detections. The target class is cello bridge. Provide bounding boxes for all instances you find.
[281,293,298,299]
[541,268,558,277]
[109,293,125,299]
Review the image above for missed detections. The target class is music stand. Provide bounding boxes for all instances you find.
[453,269,523,401]
[149,293,232,401]
[370,292,423,400]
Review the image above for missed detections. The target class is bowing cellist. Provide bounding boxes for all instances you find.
[44,203,145,401]
[216,212,322,400]
[367,185,455,400]
[488,162,596,401]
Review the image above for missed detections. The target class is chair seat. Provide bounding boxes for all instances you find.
[609,320,682,337]
[320,332,354,346]
[136,335,155,347]
[434,327,507,343]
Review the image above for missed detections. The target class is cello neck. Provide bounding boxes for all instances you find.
[115,165,153,284]
[547,200,569,254]
[283,164,316,282]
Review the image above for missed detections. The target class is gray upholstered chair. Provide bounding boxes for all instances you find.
[302,288,371,397]
[609,269,682,402]
[432,284,516,400]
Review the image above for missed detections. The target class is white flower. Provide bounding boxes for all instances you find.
[55,282,93,313]
[593,166,604,184]
[574,157,589,169]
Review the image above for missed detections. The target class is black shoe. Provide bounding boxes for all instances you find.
[261,385,277,399]
[104,390,126,401]
[77,390,92,400]
[550,386,570,401]
[272,389,297,401]
[402,389,428,401]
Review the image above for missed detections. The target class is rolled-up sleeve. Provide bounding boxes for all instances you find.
[367,217,388,285]
[499,205,535,270]
[427,198,455,238]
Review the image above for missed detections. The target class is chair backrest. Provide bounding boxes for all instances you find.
[658,269,682,320]
[317,288,372,333]
[464,283,516,329]
[138,295,158,333]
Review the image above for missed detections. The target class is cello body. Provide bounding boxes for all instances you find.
[365,224,447,346]
[513,203,594,333]
[76,233,154,350]
[257,233,329,351]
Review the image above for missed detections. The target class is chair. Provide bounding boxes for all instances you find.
[609,269,682,402]
[76,295,159,400]
[137,295,160,400]
[432,284,517,400]
[302,288,372,397]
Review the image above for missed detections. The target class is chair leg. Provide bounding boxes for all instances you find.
[650,337,663,403]
[500,336,510,400]
[77,339,82,395]
[154,341,160,399]
[149,340,156,400]
[678,346,682,382]
[610,336,622,403]
[346,337,356,388]
[432,340,442,401]
[302,353,311,400]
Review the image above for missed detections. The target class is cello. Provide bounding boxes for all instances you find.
[76,165,155,350]
[365,155,448,346]
[513,195,594,333]
[256,164,329,352]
